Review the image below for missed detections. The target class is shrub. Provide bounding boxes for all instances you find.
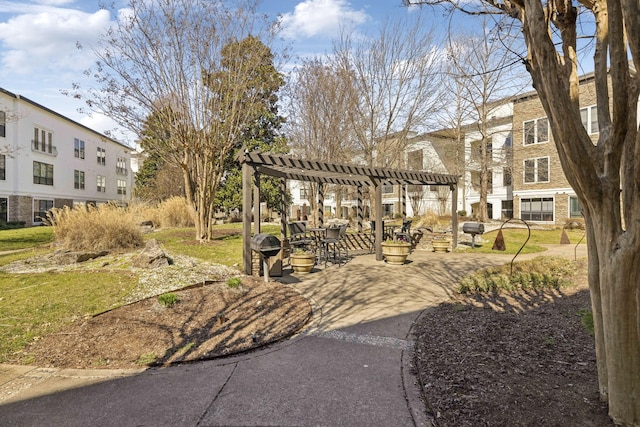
[226,277,242,288]
[156,196,195,228]
[158,292,179,307]
[47,204,143,251]
[457,256,577,294]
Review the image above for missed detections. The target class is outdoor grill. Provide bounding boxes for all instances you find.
[250,233,282,282]
[462,222,485,248]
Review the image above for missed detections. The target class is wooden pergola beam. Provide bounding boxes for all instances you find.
[239,150,459,274]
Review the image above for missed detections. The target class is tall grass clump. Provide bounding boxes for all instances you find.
[457,256,579,294]
[156,196,195,228]
[47,204,143,251]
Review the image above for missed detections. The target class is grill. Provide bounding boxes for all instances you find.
[462,222,485,248]
[251,233,282,281]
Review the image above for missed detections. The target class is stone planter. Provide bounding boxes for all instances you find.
[381,241,411,265]
[432,238,451,253]
[290,252,315,273]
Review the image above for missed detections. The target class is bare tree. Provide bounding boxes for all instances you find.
[71,0,282,240]
[333,14,445,170]
[406,0,640,423]
[285,57,359,226]
[446,19,526,222]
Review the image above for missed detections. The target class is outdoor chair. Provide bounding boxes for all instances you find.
[321,224,348,267]
[394,220,412,244]
[288,222,315,254]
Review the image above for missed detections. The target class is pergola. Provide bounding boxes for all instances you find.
[240,150,459,275]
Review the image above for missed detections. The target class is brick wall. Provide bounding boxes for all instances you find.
[512,77,601,225]
[9,195,32,224]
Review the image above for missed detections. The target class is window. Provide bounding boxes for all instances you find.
[521,197,554,221]
[501,200,513,219]
[580,106,599,134]
[0,198,7,222]
[116,157,128,175]
[0,154,5,180]
[523,157,549,183]
[569,196,583,218]
[97,147,106,166]
[523,117,549,145]
[97,175,106,193]
[0,111,5,138]
[503,167,512,186]
[470,170,493,194]
[407,149,423,170]
[74,170,85,190]
[470,140,493,163]
[117,179,127,195]
[299,186,309,200]
[382,203,394,217]
[33,199,53,223]
[33,161,54,185]
[382,185,394,194]
[33,127,54,153]
[74,138,85,159]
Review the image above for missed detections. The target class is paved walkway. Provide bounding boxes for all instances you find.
[0,244,586,426]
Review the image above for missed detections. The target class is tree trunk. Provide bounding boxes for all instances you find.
[586,204,640,424]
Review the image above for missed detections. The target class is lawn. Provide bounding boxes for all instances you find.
[456,226,587,254]
[0,226,54,251]
[0,223,281,364]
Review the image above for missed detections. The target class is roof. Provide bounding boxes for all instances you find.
[239,150,459,187]
[0,87,133,151]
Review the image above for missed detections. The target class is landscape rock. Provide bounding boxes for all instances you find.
[132,239,172,268]
[52,249,110,265]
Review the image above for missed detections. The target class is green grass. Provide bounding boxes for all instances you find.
[456,227,587,255]
[0,227,54,251]
[0,222,281,364]
[149,223,280,266]
[0,270,138,362]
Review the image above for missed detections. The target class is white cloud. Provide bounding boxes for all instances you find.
[0,8,111,74]
[279,0,369,40]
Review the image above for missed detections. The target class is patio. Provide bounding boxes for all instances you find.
[239,150,460,275]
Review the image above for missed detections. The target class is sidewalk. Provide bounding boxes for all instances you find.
[0,245,586,426]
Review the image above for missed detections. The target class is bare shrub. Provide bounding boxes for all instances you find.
[415,210,440,229]
[157,197,195,228]
[47,204,143,251]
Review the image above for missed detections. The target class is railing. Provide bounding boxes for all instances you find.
[31,140,58,157]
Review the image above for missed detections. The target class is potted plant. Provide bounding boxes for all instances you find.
[381,239,411,265]
[290,248,315,273]
[431,233,451,253]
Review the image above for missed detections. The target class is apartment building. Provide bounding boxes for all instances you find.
[463,101,514,220]
[0,88,133,225]
[511,76,601,224]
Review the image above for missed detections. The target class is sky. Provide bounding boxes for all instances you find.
[0,0,470,145]
[0,0,432,143]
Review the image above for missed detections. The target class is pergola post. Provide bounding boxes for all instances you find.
[374,180,383,261]
[451,183,458,249]
[356,185,363,233]
[242,160,252,275]
[317,183,324,228]
[401,185,407,219]
[280,177,287,239]
[253,172,261,235]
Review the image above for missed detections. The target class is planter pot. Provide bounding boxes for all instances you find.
[432,239,451,253]
[290,253,315,273]
[381,241,411,265]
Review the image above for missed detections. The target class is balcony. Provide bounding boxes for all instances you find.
[31,140,58,157]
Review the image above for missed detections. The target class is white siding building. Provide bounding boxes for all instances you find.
[463,101,514,220]
[0,88,133,225]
